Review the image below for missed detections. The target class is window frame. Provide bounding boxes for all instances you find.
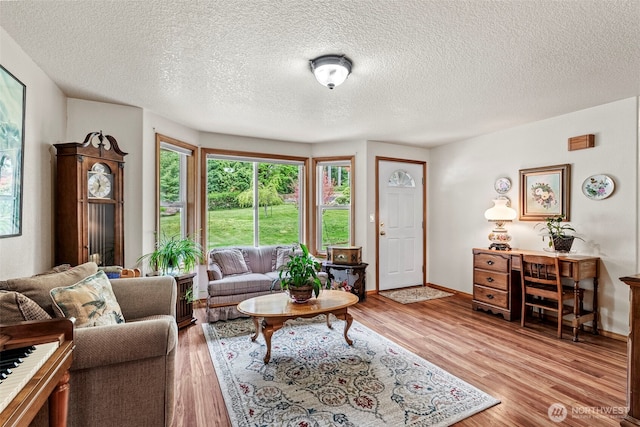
[200,148,310,250]
[155,133,197,241]
[312,156,355,256]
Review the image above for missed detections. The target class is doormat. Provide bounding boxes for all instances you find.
[203,316,499,426]
[379,286,453,304]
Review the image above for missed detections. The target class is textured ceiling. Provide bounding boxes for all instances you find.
[1,1,639,147]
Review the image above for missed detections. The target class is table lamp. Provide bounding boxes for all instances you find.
[484,198,517,250]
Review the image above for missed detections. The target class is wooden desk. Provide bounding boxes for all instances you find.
[472,248,600,341]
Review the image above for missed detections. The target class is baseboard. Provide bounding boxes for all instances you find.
[426,282,472,299]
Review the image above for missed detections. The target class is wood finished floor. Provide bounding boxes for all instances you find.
[171,292,627,427]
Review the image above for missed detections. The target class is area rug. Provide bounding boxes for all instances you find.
[379,286,454,304]
[203,316,499,426]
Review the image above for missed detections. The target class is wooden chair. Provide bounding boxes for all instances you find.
[520,254,580,339]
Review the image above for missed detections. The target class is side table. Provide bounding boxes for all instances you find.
[175,273,197,329]
[322,262,368,301]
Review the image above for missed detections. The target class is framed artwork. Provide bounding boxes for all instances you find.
[519,164,570,221]
[0,65,26,238]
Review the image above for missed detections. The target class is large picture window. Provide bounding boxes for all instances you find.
[313,157,354,254]
[156,134,196,240]
[202,150,307,250]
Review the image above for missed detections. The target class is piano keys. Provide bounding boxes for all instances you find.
[1,345,35,379]
[0,342,60,413]
[0,319,74,427]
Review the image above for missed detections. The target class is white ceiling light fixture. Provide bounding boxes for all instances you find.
[309,55,353,90]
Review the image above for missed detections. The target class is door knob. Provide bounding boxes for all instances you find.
[380,230,386,235]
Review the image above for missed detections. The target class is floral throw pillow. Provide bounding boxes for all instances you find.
[50,270,125,328]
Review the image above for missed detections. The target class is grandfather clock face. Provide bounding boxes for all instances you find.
[87,163,114,199]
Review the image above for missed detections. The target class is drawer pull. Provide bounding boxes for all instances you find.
[487,277,494,282]
[486,260,494,265]
[486,294,494,299]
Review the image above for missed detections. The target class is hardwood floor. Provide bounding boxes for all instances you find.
[171,292,627,426]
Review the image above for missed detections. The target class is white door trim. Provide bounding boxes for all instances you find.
[375,156,427,292]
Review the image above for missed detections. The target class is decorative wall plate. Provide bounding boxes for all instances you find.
[582,174,614,200]
[494,177,511,194]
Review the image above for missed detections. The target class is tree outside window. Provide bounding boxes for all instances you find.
[314,158,353,254]
[204,153,306,249]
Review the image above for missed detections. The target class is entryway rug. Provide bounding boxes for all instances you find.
[379,286,454,304]
[203,316,499,426]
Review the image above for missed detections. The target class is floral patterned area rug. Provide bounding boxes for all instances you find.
[379,286,454,304]
[203,316,499,427]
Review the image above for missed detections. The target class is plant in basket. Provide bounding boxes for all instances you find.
[276,244,322,303]
[535,215,584,253]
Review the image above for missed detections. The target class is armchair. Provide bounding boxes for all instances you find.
[25,275,178,427]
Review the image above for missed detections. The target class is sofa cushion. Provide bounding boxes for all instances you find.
[5,262,99,316]
[33,264,72,276]
[50,270,125,328]
[207,273,275,297]
[210,248,252,276]
[207,263,223,281]
[0,290,52,324]
[271,245,295,271]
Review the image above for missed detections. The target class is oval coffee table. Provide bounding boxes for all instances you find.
[237,290,359,363]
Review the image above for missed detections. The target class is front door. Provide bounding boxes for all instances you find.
[377,159,425,291]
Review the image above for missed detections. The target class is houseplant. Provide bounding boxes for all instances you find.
[535,215,583,252]
[277,243,322,303]
[138,232,204,276]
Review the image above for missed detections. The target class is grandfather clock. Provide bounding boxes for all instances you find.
[54,131,127,267]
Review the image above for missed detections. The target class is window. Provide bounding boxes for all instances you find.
[313,157,354,254]
[156,134,197,240]
[202,149,307,250]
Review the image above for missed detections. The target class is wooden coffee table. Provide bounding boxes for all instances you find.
[237,290,359,363]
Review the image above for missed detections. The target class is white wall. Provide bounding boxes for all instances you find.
[0,27,66,278]
[428,97,639,335]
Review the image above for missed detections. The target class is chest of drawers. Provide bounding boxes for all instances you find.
[471,248,521,321]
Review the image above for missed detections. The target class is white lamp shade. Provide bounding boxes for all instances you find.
[484,198,517,221]
[310,55,352,89]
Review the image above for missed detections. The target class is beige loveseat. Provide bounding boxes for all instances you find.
[206,245,327,322]
[0,263,177,427]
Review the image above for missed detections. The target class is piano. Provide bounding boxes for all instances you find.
[0,319,74,427]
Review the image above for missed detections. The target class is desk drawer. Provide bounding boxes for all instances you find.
[474,252,509,272]
[473,269,509,291]
[473,284,508,308]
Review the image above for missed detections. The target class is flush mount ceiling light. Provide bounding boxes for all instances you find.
[309,55,353,89]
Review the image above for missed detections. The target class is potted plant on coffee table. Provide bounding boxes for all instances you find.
[277,243,322,303]
[535,215,584,253]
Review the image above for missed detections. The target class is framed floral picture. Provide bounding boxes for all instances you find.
[519,164,570,221]
[0,65,26,238]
